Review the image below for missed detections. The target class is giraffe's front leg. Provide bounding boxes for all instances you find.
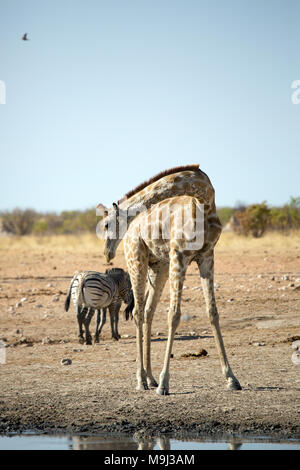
[157,252,186,396]
[143,262,168,388]
[134,305,148,391]
[124,237,149,392]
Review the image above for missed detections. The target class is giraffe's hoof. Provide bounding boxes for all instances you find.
[147,379,158,388]
[136,383,149,391]
[156,387,169,396]
[78,337,84,344]
[227,377,242,391]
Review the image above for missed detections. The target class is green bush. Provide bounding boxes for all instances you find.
[217,207,234,226]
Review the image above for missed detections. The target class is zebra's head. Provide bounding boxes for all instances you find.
[105,268,133,305]
[121,272,133,305]
[101,203,128,263]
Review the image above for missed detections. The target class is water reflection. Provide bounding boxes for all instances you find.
[71,434,253,451]
[1,433,300,450]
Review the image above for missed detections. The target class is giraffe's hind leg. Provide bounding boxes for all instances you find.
[196,252,242,391]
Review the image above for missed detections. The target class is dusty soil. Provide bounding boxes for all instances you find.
[0,233,300,440]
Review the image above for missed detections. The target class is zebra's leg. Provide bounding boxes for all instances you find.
[77,305,85,344]
[115,303,121,339]
[83,307,94,345]
[95,308,106,342]
[94,309,100,343]
[143,262,168,388]
[109,302,121,340]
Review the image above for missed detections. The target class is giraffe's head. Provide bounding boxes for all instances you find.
[99,202,127,262]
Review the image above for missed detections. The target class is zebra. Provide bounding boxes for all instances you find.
[65,268,134,345]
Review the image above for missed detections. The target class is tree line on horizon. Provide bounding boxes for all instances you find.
[0,197,299,237]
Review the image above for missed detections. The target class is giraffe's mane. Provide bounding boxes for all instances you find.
[118,164,200,204]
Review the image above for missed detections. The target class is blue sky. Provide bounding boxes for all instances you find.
[0,0,299,212]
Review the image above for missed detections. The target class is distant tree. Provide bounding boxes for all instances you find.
[232,202,271,237]
[1,208,38,235]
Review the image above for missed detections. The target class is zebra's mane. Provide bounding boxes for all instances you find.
[105,268,127,285]
[105,268,125,275]
[118,164,200,204]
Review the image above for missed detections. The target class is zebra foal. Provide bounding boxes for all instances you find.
[65,268,134,345]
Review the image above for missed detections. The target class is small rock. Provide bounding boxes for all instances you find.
[47,283,54,288]
[182,286,189,290]
[295,278,300,283]
[20,297,27,303]
[15,301,22,308]
[52,295,60,302]
[191,286,201,291]
[34,304,43,308]
[227,298,234,302]
[182,314,192,321]
[189,331,197,336]
[53,266,57,270]
[288,283,295,288]
[270,276,275,281]
[282,275,290,281]
[42,337,53,345]
[253,342,265,346]
[257,274,263,279]
[15,329,22,334]
[8,306,15,313]
[61,358,72,366]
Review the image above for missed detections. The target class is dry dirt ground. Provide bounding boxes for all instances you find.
[0,233,300,440]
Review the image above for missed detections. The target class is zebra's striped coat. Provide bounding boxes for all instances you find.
[65,268,134,344]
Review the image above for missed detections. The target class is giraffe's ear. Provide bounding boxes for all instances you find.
[96,203,108,217]
[112,202,119,215]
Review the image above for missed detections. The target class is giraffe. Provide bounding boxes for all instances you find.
[100,165,242,395]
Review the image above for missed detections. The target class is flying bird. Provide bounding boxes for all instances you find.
[22,33,29,41]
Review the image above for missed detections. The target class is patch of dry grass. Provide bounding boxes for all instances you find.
[0,233,106,253]
[0,230,299,256]
[217,230,300,253]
